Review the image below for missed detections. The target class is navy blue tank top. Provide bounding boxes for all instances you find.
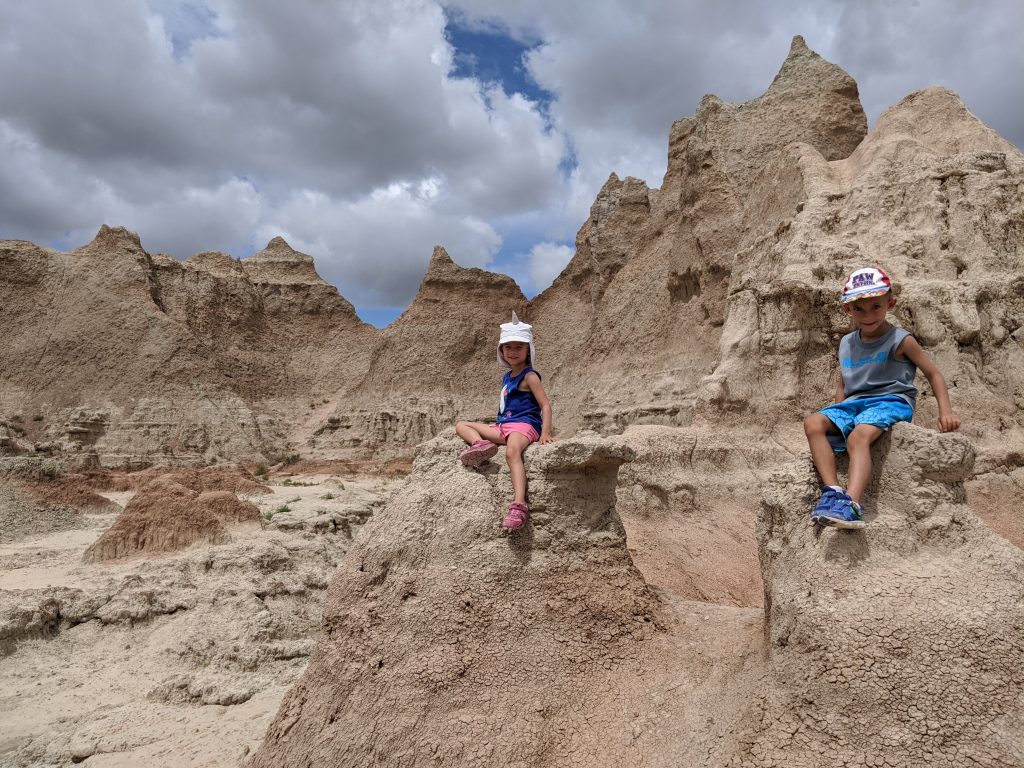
[496,367,543,432]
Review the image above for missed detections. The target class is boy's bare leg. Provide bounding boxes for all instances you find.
[504,433,531,504]
[804,414,842,488]
[455,421,505,446]
[845,424,884,504]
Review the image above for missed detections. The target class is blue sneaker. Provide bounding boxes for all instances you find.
[811,487,847,523]
[815,497,866,530]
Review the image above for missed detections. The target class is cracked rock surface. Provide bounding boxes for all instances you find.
[738,423,1024,767]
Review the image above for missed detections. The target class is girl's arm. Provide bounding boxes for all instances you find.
[524,372,556,443]
[897,336,961,432]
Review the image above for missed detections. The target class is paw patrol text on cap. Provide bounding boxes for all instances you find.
[842,267,892,304]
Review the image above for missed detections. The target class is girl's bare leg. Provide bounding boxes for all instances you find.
[804,414,842,488]
[504,433,531,504]
[455,421,505,445]
[845,424,884,504]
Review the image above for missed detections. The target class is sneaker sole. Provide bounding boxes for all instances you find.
[815,515,865,530]
[460,447,498,467]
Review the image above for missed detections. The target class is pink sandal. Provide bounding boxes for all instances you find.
[503,502,529,530]
[459,439,498,467]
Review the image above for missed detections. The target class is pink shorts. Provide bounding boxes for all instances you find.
[497,422,540,443]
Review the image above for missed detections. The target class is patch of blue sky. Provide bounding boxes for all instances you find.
[357,305,404,329]
[445,17,552,112]
[558,143,578,177]
[146,0,221,60]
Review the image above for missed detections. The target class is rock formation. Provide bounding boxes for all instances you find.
[252,434,665,767]
[2,34,1020,472]
[1,227,374,466]
[83,477,262,562]
[739,423,1024,766]
[0,471,398,765]
[305,246,528,458]
[1,33,1023,768]
[0,457,118,545]
[247,36,1024,768]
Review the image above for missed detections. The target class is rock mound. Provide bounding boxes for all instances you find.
[253,433,661,767]
[739,423,1024,766]
[83,478,262,562]
[240,236,324,284]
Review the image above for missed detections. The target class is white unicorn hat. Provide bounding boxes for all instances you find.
[496,311,535,368]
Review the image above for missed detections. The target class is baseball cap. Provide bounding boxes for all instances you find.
[841,267,892,304]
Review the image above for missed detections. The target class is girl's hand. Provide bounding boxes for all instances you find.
[539,434,557,444]
[938,413,961,432]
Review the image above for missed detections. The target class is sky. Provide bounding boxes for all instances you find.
[1,1,1021,327]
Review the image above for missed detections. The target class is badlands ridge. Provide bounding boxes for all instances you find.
[1,36,1022,768]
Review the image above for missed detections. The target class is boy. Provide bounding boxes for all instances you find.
[803,267,961,529]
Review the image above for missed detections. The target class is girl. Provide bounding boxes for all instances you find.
[455,312,555,531]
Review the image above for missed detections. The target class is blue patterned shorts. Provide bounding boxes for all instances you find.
[819,395,914,452]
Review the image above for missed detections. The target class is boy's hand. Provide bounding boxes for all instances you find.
[539,434,557,444]
[938,413,961,432]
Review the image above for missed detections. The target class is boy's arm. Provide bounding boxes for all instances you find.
[524,373,556,443]
[897,337,961,432]
[834,373,845,404]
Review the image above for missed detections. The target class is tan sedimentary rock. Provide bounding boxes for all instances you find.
[741,422,1024,767]
[2,35,1019,471]
[0,457,118,544]
[0,227,375,465]
[528,35,870,433]
[102,464,272,495]
[83,477,261,562]
[250,36,1024,768]
[1,32,1022,768]
[252,434,663,767]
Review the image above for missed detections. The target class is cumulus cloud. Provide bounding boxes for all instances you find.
[453,0,1023,224]
[524,241,574,295]
[1,0,1021,318]
[0,0,565,307]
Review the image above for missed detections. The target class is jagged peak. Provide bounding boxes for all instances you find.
[426,244,454,272]
[77,224,145,255]
[593,173,649,206]
[406,245,525,313]
[766,35,859,102]
[249,236,313,263]
[242,237,322,284]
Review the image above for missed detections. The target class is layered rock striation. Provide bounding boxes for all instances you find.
[1,227,374,465]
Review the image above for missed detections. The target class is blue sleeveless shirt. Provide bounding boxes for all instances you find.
[839,326,918,408]
[496,367,543,433]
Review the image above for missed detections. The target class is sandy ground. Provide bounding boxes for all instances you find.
[0,473,400,768]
